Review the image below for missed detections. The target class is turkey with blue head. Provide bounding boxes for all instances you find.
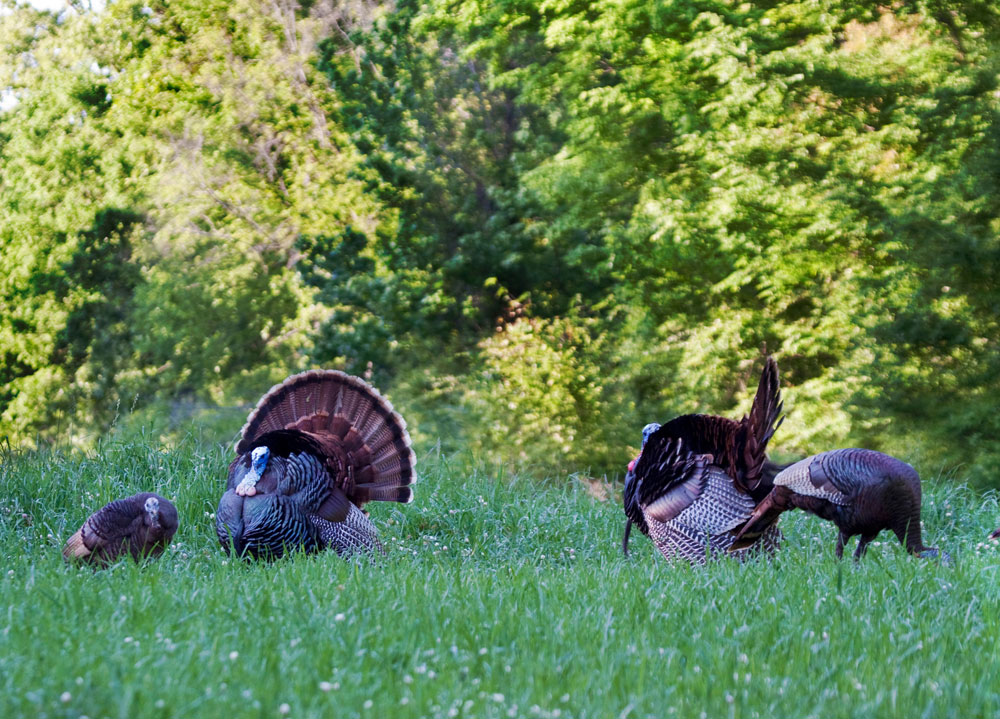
[622,356,785,565]
[216,370,416,560]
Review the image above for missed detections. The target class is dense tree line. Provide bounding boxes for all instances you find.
[2,0,998,484]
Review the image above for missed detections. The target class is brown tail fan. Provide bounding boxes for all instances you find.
[236,370,417,503]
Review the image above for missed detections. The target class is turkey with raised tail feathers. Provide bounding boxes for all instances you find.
[622,356,785,565]
[63,493,178,565]
[729,449,947,561]
[216,370,416,560]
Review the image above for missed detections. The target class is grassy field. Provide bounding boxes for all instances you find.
[1,435,999,719]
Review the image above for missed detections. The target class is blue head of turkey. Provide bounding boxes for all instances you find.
[622,422,661,555]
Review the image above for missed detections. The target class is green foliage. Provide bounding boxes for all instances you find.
[2,442,999,718]
[392,0,1000,478]
[2,1,1000,484]
[0,4,139,443]
[464,312,615,470]
[1,0,377,442]
[308,0,611,373]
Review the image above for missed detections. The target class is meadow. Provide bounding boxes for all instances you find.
[1,435,999,719]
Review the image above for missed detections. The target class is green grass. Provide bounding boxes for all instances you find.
[2,435,999,719]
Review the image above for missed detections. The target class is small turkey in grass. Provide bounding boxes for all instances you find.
[216,369,416,560]
[622,356,785,565]
[730,448,948,561]
[63,493,178,565]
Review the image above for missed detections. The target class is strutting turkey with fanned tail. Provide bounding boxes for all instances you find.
[730,448,947,561]
[622,356,785,565]
[216,370,416,560]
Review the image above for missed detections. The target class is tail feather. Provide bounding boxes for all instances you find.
[370,453,414,484]
[368,428,409,460]
[238,371,394,452]
[62,530,91,560]
[337,380,385,438]
[354,484,414,503]
[335,390,375,434]
[738,356,783,493]
[237,370,416,503]
[729,490,784,551]
[747,356,782,448]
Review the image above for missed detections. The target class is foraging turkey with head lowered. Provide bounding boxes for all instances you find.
[63,493,178,565]
[730,448,946,560]
[216,370,416,560]
[622,356,785,565]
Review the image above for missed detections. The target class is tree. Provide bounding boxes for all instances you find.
[308,0,611,377]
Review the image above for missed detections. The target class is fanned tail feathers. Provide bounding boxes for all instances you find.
[237,370,416,504]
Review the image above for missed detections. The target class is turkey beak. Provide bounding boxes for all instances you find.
[622,519,633,556]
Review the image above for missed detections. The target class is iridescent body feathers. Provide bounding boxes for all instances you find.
[623,356,784,565]
[216,370,416,560]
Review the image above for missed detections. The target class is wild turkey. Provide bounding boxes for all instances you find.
[215,370,416,560]
[730,448,945,560]
[63,493,178,565]
[622,356,785,565]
